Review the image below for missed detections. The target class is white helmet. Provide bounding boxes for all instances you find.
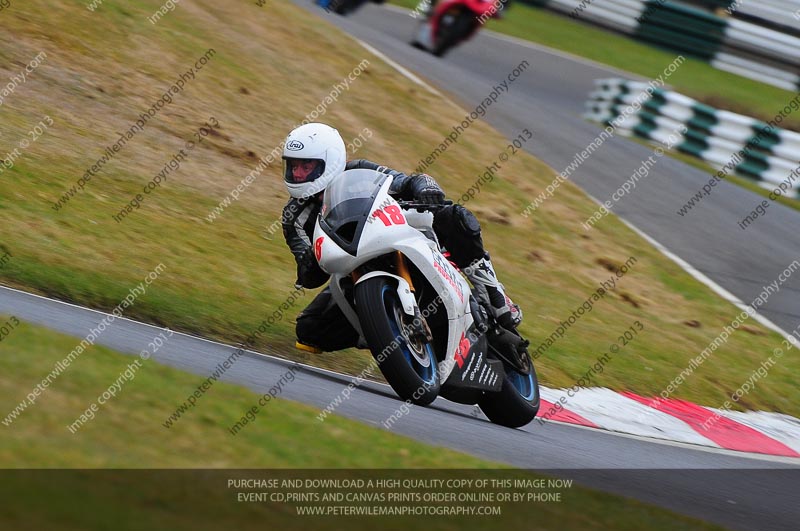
[282,123,346,199]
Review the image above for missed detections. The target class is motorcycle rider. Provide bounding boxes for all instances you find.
[413,0,512,53]
[280,122,521,353]
[421,0,511,17]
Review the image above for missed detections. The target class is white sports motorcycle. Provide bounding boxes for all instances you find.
[312,168,539,428]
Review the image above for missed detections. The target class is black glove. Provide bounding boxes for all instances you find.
[410,173,445,204]
[296,246,329,289]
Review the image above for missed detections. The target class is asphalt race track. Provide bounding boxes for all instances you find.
[2,285,798,531]
[297,2,800,335]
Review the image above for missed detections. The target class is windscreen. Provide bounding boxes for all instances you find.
[321,169,387,228]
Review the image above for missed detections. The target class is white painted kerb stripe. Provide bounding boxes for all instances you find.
[710,409,800,455]
[540,387,721,447]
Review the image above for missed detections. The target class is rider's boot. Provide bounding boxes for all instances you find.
[464,253,523,332]
[295,341,322,354]
[465,253,530,368]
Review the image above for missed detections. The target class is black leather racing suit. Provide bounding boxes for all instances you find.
[283,159,487,352]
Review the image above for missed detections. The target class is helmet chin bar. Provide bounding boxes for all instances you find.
[295,173,331,201]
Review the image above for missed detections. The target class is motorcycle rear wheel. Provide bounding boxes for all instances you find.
[330,0,359,14]
[478,352,540,428]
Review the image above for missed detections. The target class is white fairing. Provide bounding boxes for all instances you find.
[314,175,473,382]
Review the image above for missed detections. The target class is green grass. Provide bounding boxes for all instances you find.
[0,319,727,530]
[0,0,797,418]
[0,318,495,468]
[390,0,800,131]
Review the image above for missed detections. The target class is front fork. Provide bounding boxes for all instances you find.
[394,252,433,343]
[353,252,432,343]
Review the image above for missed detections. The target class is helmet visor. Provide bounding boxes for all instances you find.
[283,157,326,184]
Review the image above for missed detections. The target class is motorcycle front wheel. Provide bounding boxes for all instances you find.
[355,277,440,406]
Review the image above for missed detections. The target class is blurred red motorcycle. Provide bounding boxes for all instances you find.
[316,0,385,15]
[411,0,508,57]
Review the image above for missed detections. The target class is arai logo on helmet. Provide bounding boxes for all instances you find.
[286,140,304,151]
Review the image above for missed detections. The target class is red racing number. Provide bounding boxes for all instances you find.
[373,205,406,226]
[314,237,324,261]
[454,334,470,369]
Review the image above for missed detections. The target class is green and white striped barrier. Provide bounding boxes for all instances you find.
[585,78,800,196]
[684,0,800,37]
[523,0,800,91]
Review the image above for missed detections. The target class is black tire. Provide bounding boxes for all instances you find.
[355,277,440,406]
[331,0,356,14]
[433,9,476,57]
[478,359,540,428]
